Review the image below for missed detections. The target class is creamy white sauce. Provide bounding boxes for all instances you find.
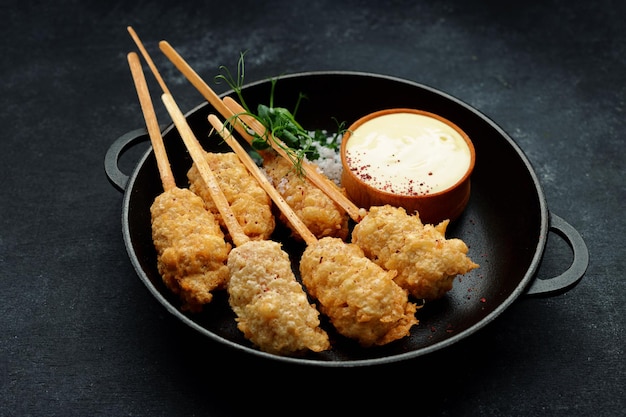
[345,112,471,195]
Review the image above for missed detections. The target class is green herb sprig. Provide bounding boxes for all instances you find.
[215,52,344,176]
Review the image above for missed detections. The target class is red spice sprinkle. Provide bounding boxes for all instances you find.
[480,297,487,303]
[346,149,437,196]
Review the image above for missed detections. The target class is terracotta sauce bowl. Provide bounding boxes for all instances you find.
[340,108,475,224]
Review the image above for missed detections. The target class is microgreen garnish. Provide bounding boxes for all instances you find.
[215,52,345,176]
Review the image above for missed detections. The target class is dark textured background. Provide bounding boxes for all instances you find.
[1,0,624,416]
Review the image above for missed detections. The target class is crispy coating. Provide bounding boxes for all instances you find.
[352,205,479,300]
[227,240,330,355]
[261,152,349,240]
[188,151,275,241]
[151,187,231,312]
[299,237,418,347]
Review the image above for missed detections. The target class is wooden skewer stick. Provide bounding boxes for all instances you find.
[161,93,250,248]
[127,52,176,191]
[159,42,234,120]
[127,27,172,96]
[222,97,267,139]
[158,40,259,145]
[207,114,318,247]
[158,40,365,222]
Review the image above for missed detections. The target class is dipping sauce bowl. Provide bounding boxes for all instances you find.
[340,108,475,224]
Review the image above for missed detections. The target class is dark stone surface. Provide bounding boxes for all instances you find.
[1,0,623,415]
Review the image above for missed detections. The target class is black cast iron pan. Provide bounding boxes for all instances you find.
[105,71,588,367]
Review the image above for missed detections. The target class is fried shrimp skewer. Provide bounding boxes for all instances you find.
[225,239,330,355]
[298,236,418,347]
[352,205,479,300]
[160,94,329,356]
[209,115,418,347]
[258,150,349,241]
[127,52,230,312]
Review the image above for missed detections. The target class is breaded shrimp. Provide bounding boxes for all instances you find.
[299,236,418,347]
[188,151,275,240]
[151,187,231,312]
[227,240,330,355]
[351,205,479,300]
[261,152,349,241]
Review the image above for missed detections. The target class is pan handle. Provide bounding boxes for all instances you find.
[525,213,589,296]
[104,128,150,192]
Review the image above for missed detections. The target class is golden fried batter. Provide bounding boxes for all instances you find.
[227,240,330,355]
[151,187,231,312]
[352,205,479,300]
[261,152,349,240]
[299,237,418,347]
[188,151,275,241]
